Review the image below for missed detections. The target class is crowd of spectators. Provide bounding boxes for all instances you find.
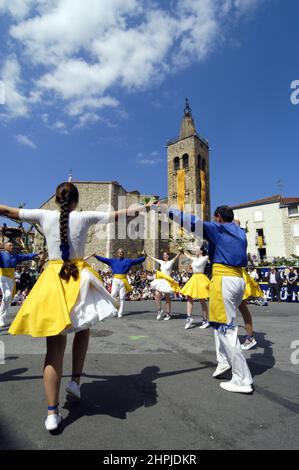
[4,263,298,307]
[99,269,195,302]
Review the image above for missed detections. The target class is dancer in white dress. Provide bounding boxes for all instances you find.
[1,182,152,431]
[146,251,181,321]
[181,247,210,330]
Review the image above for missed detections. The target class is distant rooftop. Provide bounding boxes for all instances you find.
[232,195,299,210]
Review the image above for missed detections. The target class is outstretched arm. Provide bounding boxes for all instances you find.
[145,253,161,265]
[16,253,40,263]
[183,252,195,261]
[109,201,158,223]
[172,252,181,264]
[168,208,218,244]
[129,256,146,267]
[0,205,20,220]
[84,254,95,262]
[94,255,112,266]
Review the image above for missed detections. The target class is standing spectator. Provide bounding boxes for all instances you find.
[14,267,21,291]
[267,267,282,302]
[286,267,298,302]
[249,267,259,282]
[19,267,31,291]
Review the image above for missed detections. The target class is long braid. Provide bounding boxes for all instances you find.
[56,183,79,281]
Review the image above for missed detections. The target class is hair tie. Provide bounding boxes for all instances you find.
[60,243,70,261]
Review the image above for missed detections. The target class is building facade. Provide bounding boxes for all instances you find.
[232,195,299,262]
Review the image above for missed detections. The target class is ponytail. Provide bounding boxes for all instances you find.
[55,182,79,281]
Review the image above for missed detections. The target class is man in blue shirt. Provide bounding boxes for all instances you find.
[0,241,39,327]
[168,205,253,394]
[91,248,145,318]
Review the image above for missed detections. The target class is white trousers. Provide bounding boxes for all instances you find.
[0,275,15,320]
[214,276,253,386]
[111,278,126,315]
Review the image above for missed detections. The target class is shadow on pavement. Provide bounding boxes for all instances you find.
[247,332,276,378]
[54,364,212,434]
[0,423,23,450]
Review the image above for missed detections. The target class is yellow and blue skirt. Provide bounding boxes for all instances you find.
[180,273,210,299]
[150,271,180,294]
[9,259,119,338]
[242,269,263,300]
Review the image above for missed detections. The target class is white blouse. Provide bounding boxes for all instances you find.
[20,209,109,261]
[157,258,177,276]
[191,255,209,274]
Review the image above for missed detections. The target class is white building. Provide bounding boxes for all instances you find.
[232,195,299,263]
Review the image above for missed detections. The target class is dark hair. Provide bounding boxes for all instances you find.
[55,182,79,281]
[214,205,234,223]
[200,245,207,256]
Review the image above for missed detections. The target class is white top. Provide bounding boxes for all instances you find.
[191,255,208,274]
[20,209,109,260]
[156,259,177,276]
[269,273,277,284]
[250,270,259,281]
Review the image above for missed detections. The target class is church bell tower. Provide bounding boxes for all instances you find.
[167,99,211,221]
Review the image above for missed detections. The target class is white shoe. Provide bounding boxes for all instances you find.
[118,313,123,318]
[220,380,253,394]
[241,336,257,350]
[185,318,194,330]
[45,413,62,431]
[212,363,231,378]
[66,380,81,399]
[156,310,164,320]
[0,317,5,328]
[163,314,171,321]
[199,320,209,329]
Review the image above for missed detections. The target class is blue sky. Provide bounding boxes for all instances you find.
[0,0,298,217]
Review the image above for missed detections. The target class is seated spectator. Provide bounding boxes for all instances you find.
[12,290,25,306]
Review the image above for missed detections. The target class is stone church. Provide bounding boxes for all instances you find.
[36,100,211,271]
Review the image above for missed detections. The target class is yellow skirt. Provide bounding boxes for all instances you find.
[242,269,263,299]
[150,271,181,294]
[9,259,117,338]
[180,273,210,299]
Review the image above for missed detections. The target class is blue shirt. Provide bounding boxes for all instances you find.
[168,209,247,267]
[95,256,146,275]
[0,251,38,269]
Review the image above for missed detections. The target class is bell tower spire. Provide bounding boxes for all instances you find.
[179,98,196,139]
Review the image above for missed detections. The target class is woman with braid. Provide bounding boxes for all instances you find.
[0,182,152,431]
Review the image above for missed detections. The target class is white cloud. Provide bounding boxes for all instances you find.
[75,112,100,129]
[0,0,265,126]
[14,134,37,148]
[0,0,38,20]
[138,158,163,165]
[0,55,29,119]
[67,96,119,117]
[137,150,162,165]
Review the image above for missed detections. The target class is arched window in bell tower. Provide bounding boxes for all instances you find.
[201,158,206,172]
[182,154,189,169]
[173,157,180,171]
[197,154,201,169]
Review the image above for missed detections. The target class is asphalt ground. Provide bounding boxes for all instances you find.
[0,300,298,450]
